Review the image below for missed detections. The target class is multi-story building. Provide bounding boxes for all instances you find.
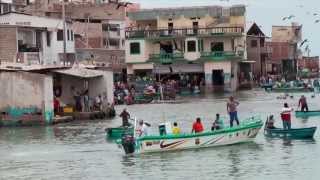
[0,0,29,14]
[0,12,75,65]
[23,1,135,78]
[246,23,272,78]
[125,5,246,91]
[270,23,302,78]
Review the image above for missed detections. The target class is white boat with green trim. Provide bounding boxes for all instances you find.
[120,116,263,154]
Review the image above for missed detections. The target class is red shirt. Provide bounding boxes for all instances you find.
[192,122,204,133]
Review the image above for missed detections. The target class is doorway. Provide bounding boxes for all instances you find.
[193,22,198,34]
[168,22,173,35]
[212,69,224,86]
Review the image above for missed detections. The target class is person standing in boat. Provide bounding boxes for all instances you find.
[120,108,130,127]
[192,118,204,133]
[172,122,181,135]
[281,103,293,130]
[227,96,240,127]
[137,120,149,137]
[298,95,309,112]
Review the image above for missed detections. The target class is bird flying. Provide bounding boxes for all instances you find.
[300,39,308,47]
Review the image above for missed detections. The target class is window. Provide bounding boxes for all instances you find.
[57,30,63,41]
[187,41,196,52]
[71,30,74,41]
[46,31,51,47]
[211,42,224,52]
[109,39,119,47]
[130,42,140,54]
[260,38,265,47]
[251,40,258,47]
[67,30,70,41]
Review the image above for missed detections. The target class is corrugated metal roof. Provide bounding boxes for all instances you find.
[53,68,104,78]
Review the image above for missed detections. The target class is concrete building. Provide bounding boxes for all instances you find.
[0,12,75,65]
[0,0,29,14]
[271,23,302,78]
[0,65,114,126]
[125,5,247,91]
[297,56,319,76]
[246,23,272,78]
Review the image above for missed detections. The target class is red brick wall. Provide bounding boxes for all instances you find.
[267,42,290,61]
[0,27,17,63]
[298,56,319,72]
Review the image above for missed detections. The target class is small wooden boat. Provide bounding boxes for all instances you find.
[105,126,134,139]
[120,116,263,154]
[264,127,316,139]
[271,87,314,93]
[295,110,320,118]
[260,83,274,90]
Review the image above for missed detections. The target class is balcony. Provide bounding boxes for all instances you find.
[149,53,184,64]
[126,27,244,39]
[200,51,242,61]
[16,52,41,65]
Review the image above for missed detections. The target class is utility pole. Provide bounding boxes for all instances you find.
[62,0,67,65]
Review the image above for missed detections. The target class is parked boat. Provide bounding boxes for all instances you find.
[120,116,263,154]
[271,87,314,93]
[260,83,274,90]
[106,126,134,139]
[295,110,320,118]
[264,127,316,139]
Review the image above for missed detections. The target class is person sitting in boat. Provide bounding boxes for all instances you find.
[266,115,276,129]
[298,95,309,112]
[192,117,204,133]
[281,103,293,130]
[211,114,223,131]
[120,108,131,127]
[137,120,149,137]
[172,122,181,135]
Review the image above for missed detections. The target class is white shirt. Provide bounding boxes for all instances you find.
[282,107,292,114]
[137,124,149,137]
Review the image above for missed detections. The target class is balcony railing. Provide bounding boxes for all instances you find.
[16,52,41,65]
[126,27,244,39]
[149,53,184,64]
[201,51,242,61]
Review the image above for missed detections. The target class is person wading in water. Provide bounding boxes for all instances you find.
[120,108,130,127]
[298,95,309,112]
[227,96,240,127]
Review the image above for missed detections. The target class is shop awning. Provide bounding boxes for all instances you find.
[240,60,256,63]
[153,63,204,74]
[53,68,104,78]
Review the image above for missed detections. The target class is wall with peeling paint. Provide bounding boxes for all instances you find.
[0,71,53,126]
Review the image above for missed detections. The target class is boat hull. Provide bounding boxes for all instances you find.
[271,87,314,93]
[106,127,134,139]
[295,111,320,118]
[135,121,263,154]
[264,127,316,139]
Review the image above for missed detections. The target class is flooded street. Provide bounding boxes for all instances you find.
[1,89,320,180]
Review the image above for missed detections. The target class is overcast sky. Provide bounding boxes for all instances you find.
[130,0,320,56]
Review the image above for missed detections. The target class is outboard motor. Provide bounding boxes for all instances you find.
[121,134,135,154]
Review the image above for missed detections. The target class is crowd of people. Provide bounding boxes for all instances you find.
[53,87,115,118]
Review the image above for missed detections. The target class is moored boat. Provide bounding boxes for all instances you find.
[295,110,320,118]
[271,87,314,93]
[106,126,134,139]
[264,127,316,139]
[120,116,263,154]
